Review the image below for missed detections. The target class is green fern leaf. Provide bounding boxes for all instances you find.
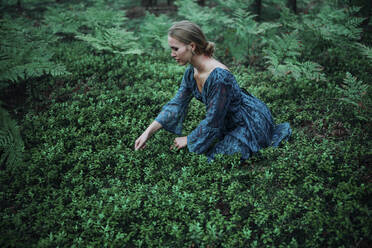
[300,61,325,82]
[335,72,370,121]
[76,28,142,56]
[0,107,24,168]
[356,43,372,61]
[0,16,70,89]
[139,13,173,51]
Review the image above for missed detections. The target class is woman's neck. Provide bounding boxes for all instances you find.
[190,54,214,73]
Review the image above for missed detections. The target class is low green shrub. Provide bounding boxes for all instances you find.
[0,0,371,247]
[1,52,370,247]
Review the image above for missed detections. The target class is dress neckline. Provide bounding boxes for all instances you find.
[191,66,230,94]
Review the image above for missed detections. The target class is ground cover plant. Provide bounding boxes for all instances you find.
[0,0,371,247]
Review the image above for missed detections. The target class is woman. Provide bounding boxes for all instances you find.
[134,20,291,161]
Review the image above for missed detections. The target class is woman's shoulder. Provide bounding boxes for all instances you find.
[211,59,229,72]
[208,59,231,78]
[202,66,237,95]
[210,67,235,84]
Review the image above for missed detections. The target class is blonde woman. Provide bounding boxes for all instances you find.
[135,20,291,161]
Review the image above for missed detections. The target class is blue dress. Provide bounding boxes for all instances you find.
[155,66,291,160]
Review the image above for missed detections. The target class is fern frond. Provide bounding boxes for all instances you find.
[278,5,301,30]
[264,31,325,82]
[303,4,364,44]
[0,15,70,89]
[83,5,128,29]
[338,72,368,105]
[266,60,301,80]
[138,13,173,51]
[356,43,372,61]
[44,2,128,37]
[44,7,82,35]
[0,107,24,168]
[264,31,302,63]
[76,28,142,56]
[175,0,279,63]
[257,22,281,35]
[346,5,362,15]
[336,72,370,121]
[299,61,326,82]
[176,0,231,36]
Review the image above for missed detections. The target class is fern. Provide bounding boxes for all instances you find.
[76,28,142,56]
[43,6,83,35]
[302,5,365,46]
[0,106,24,168]
[264,31,325,81]
[138,13,173,52]
[356,43,372,61]
[45,2,142,56]
[223,8,279,62]
[264,32,303,63]
[44,3,128,35]
[176,0,279,63]
[175,0,229,37]
[276,3,300,30]
[337,72,368,108]
[0,16,70,90]
[299,61,325,82]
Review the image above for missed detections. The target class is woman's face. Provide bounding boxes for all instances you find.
[168,36,192,66]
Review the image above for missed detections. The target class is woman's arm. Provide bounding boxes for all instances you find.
[134,120,162,150]
[187,81,231,154]
[135,67,193,151]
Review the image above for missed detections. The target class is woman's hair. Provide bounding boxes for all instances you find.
[168,20,215,57]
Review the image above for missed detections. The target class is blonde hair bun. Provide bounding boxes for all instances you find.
[205,41,215,57]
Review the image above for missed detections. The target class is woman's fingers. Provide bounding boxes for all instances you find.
[170,144,177,150]
[173,137,187,150]
[136,142,144,150]
[135,132,150,150]
[139,143,146,150]
[135,137,145,150]
[170,139,182,150]
[134,140,140,150]
[134,137,140,149]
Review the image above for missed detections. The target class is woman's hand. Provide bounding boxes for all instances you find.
[134,131,149,150]
[171,136,187,150]
[134,121,162,151]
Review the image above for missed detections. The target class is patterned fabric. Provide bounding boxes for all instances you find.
[155,66,291,160]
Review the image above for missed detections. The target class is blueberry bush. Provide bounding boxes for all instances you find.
[0,0,371,247]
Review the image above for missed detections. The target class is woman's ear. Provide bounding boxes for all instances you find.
[189,42,196,53]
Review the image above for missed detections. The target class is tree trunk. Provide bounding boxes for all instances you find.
[288,0,297,14]
[197,0,205,6]
[141,0,155,8]
[255,0,262,22]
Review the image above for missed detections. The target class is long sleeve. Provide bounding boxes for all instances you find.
[155,70,193,135]
[187,80,232,154]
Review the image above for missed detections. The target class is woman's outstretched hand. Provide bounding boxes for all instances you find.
[171,136,187,150]
[134,121,162,151]
[134,131,149,150]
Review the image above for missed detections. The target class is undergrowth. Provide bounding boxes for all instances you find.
[0,0,371,247]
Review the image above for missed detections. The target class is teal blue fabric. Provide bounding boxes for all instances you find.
[155,66,291,160]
